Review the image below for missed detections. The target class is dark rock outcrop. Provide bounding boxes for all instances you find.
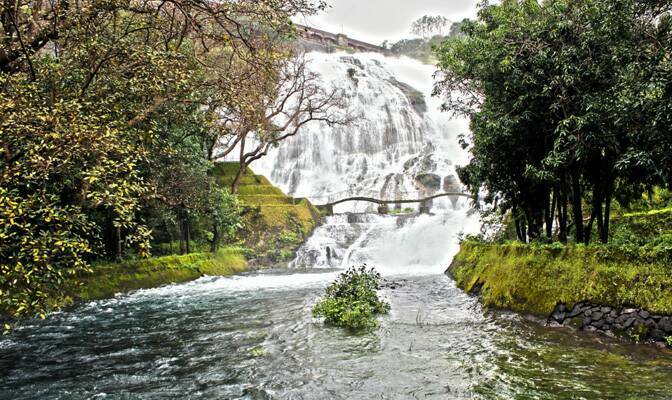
[548,302,672,345]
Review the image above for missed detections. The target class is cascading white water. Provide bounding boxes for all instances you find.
[254,52,480,275]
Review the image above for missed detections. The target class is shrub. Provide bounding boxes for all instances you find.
[312,266,390,330]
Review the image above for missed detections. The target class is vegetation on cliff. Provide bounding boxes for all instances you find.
[450,207,672,320]
[449,241,672,318]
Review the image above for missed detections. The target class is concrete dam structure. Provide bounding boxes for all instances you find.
[295,24,389,54]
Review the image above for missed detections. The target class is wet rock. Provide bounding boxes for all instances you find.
[552,311,566,322]
[591,312,604,321]
[583,317,592,327]
[600,307,611,313]
[415,173,442,190]
[659,317,672,333]
[623,308,638,314]
[443,176,461,192]
[650,329,668,342]
[566,306,584,318]
[639,310,651,319]
[623,318,636,329]
[591,320,606,329]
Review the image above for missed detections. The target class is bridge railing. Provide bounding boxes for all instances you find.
[309,189,473,207]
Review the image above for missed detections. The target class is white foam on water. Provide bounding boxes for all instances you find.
[251,51,479,276]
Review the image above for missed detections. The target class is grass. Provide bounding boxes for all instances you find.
[213,162,320,264]
[73,247,247,302]
[449,240,672,317]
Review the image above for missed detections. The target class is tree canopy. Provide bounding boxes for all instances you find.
[434,0,672,244]
[0,0,330,322]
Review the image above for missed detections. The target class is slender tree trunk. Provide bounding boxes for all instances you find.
[232,162,246,194]
[116,226,122,260]
[185,216,191,254]
[585,198,599,245]
[571,169,584,243]
[601,179,614,243]
[232,134,247,194]
[545,189,556,239]
[557,186,568,243]
[210,223,220,253]
[178,208,185,255]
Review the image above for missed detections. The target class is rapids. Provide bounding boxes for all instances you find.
[3,52,672,399]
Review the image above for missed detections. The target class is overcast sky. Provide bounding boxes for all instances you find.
[293,0,480,45]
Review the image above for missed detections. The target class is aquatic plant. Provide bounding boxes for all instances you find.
[312,265,390,330]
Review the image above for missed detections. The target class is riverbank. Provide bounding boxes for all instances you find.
[448,241,672,344]
[2,165,320,324]
[75,164,321,303]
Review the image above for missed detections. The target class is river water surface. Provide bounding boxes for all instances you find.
[3,269,672,399]
[4,52,672,399]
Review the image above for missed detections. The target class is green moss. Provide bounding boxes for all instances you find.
[211,162,320,265]
[448,242,672,317]
[239,195,296,205]
[74,248,247,302]
[237,185,284,196]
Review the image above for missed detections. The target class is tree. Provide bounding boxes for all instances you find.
[434,0,672,244]
[1,0,328,322]
[411,15,450,39]
[214,55,349,194]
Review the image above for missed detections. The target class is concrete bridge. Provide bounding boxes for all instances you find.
[315,192,474,216]
[295,24,389,54]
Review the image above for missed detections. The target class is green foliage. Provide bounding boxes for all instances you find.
[434,0,672,244]
[0,188,94,319]
[449,241,672,317]
[1,1,325,323]
[312,266,390,330]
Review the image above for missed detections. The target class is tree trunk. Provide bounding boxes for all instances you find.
[601,179,614,243]
[557,187,568,243]
[115,226,122,260]
[210,223,220,253]
[571,169,584,243]
[545,189,556,239]
[231,162,246,194]
[185,216,191,254]
[178,208,185,255]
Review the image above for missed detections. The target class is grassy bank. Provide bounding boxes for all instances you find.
[448,241,672,317]
[74,247,247,302]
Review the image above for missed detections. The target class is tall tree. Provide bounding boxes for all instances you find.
[434,0,672,244]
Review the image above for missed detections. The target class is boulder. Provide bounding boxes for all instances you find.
[658,317,672,333]
[415,173,442,190]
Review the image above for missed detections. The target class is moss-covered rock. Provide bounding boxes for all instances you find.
[213,162,320,265]
[447,242,672,317]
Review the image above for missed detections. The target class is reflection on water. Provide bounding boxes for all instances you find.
[2,272,672,399]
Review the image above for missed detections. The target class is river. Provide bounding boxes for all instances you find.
[3,52,672,399]
[2,269,672,399]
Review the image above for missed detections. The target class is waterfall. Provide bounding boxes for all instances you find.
[254,52,480,275]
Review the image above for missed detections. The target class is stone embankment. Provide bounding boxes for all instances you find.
[549,302,672,343]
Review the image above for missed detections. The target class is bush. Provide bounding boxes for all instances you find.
[312,266,390,330]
